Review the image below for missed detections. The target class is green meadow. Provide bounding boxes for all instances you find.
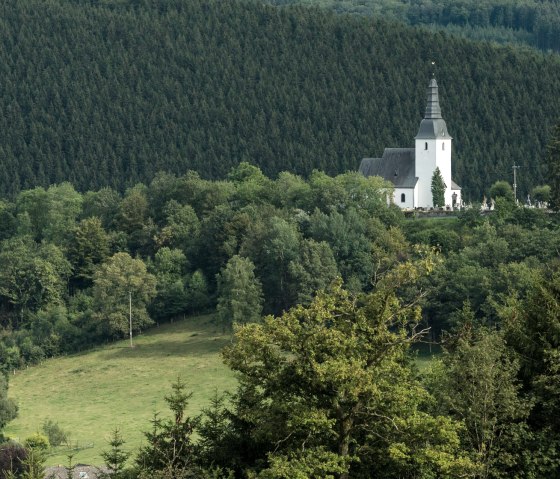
[4,315,236,467]
[4,313,438,468]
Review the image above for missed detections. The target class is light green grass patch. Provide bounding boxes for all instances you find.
[412,342,441,374]
[5,315,236,467]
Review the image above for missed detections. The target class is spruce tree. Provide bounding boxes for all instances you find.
[431,167,446,208]
[98,429,130,479]
[135,378,199,477]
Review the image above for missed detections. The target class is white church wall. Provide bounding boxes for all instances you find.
[414,139,436,208]
[435,139,453,206]
[415,138,453,208]
[393,188,415,209]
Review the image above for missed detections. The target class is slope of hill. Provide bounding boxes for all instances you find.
[264,0,560,53]
[0,0,559,198]
[4,315,235,466]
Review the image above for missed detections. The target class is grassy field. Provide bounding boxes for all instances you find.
[4,315,236,467]
[4,313,439,468]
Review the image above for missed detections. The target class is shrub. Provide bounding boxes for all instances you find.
[42,419,68,447]
[0,442,27,479]
[23,434,49,452]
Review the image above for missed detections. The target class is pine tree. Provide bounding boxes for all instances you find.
[135,378,200,476]
[431,167,446,207]
[98,428,131,479]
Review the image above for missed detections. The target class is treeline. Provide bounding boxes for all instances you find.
[0,0,559,199]
[0,165,401,369]
[0,164,557,370]
[0,167,559,477]
[104,179,560,478]
[267,0,560,52]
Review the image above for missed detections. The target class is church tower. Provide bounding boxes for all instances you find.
[414,78,453,208]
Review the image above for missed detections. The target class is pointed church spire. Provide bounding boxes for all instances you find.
[424,78,442,119]
[415,77,451,139]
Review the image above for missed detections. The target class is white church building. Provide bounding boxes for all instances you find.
[359,78,462,209]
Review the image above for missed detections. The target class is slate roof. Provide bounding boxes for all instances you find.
[44,465,108,479]
[415,78,451,140]
[416,118,451,140]
[359,148,417,188]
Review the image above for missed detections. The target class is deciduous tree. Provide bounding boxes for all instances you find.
[222,255,474,478]
[92,253,156,338]
[428,328,531,478]
[216,255,263,330]
[68,217,110,287]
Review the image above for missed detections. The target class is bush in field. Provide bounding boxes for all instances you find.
[23,434,49,452]
[42,419,69,447]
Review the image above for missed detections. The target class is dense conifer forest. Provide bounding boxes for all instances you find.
[0,0,558,199]
[265,0,560,53]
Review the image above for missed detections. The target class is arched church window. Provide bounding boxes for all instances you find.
[401,193,406,203]
[424,142,428,150]
[442,143,445,151]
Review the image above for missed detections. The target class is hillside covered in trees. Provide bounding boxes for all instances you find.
[0,165,558,477]
[0,0,559,199]
[265,0,560,52]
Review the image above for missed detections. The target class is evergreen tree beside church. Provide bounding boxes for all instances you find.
[431,167,446,208]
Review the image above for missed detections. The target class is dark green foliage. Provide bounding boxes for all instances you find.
[530,184,551,204]
[431,167,446,208]
[457,207,484,227]
[288,238,339,304]
[308,207,373,290]
[404,211,560,333]
[0,443,27,479]
[68,217,110,288]
[0,1,555,199]
[428,328,532,477]
[490,180,515,202]
[499,266,560,475]
[546,124,560,210]
[216,256,263,330]
[185,271,211,314]
[135,378,201,477]
[0,238,71,327]
[246,216,301,314]
[149,247,190,321]
[0,376,17,439]
[197,392,235,470]
[98,429,131,479]
[266,0,560,53]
